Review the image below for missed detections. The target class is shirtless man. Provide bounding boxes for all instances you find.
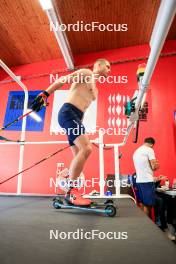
[31,58,111,206]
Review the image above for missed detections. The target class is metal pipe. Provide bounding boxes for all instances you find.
[123,0,176,145]
[114,145,120,196]
[0,139,101,145]
[105,143,125,147]
[46,8,74,70]
[0,60,29,195]
[99,130,105,196]
[136,0,176,107]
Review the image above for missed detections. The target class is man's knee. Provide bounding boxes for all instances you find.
[81,144,92,158]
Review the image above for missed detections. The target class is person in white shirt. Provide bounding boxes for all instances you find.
[133,137,159,217]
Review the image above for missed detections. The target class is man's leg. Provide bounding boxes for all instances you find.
[62,134,92,206]
[71,145,79,157]
[69,134,92,181]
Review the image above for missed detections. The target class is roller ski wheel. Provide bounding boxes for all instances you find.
[105,204,116,217]
[53,199,63,209]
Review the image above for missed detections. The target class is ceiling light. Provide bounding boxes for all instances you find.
[39,0,53,10]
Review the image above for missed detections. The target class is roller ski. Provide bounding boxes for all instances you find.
[53,188,117,217]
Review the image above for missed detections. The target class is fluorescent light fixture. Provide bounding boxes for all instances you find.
[46,9,74,69]
[39,0,53,10]
[28,109,42,122]
[39,0,74,69]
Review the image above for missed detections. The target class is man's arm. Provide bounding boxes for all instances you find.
[147,147,159,171]
[46,68,93,95]
[30,69,92,112]
[149,159,160,171]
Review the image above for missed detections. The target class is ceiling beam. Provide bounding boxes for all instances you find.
[39,0,74,70]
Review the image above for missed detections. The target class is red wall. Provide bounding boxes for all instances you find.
[0,41,176,194]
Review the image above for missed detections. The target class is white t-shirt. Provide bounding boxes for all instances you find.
[133,145,156,183]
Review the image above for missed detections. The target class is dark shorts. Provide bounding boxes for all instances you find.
[58,103,85,146]
[136,182,156,206]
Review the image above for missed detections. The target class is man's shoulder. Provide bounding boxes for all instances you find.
[144,146,154,154]
[138,146,155,159]
[77,68,93,75]
[134,145,152,155]
[134,145,144,153]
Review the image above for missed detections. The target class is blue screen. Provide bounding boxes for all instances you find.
[3,91,46,131]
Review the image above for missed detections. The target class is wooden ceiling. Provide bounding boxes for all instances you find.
[0,0,62,67]
[0,0,175,67]
[54,0,160,53]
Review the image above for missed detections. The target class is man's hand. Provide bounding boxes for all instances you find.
[158,175,167,181]
[30,91,49,112]
[154,175,167,182]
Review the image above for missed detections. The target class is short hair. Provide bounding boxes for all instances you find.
[94,58,109,66]
[144,137,155,145]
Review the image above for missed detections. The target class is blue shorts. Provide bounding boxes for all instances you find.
[136,182,156,206]
[58,103,85,146]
